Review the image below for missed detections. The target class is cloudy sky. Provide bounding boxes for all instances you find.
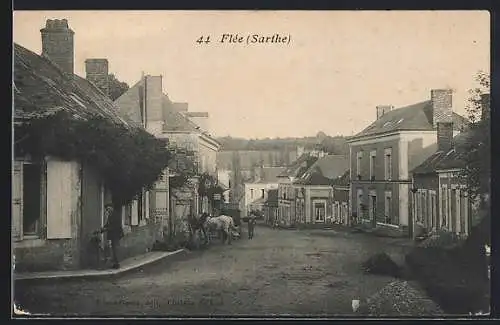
[13,11,489,139]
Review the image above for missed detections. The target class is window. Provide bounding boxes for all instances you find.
[369,191,377,221]
[384,191,392,225]
[314,201,326,222]
[429,191,437,230]
[250,189,254,199]
[131,198,139,226]
[22,162,42,236]
[333,201,338,223]
[356,151,363,177]
[122,203,132,226]
[342,202,348,224]
[137,191,144,224]
[357,189,363,219]
[440,186,447,228]
[370,150,376,180]
[457,189,465,234]
[261,189,265,199]
[384,148,392,180]
[451,189,457,233]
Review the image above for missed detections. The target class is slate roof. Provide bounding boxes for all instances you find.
[411,130,474,174]
[162,96,220,145]
[294,155,349,186]
[162,96,200,133]
[13,43,137,128]
[278,153,319,178]
[332,169,350,187]
[350,101,469,140]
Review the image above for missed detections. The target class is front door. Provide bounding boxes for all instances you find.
[80,165,104,268]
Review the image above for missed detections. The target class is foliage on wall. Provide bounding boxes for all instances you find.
[15,110,176,205]
[198,172,225,200]
[108,74,130,101]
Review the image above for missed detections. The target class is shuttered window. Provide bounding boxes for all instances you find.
[145,191,150,219]
[131,199,139,226]
[46,159,77,239]
[12,161,23,241]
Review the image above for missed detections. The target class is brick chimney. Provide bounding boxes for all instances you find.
[431,89,453,127]
[85,59,109,97]
[481,93,490,121]
[40,19,75,75]
[432,89,454,152]
[376,105,393,120]
[143,75,164,135]
[437,122,453,152]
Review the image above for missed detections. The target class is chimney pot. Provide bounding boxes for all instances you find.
[376,105,394,120]
[431,89,453,127]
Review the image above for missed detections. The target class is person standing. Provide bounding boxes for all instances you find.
[100,204,124,269]
[247,214,256,239]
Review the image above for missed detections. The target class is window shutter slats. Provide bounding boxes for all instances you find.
[12,161,23,241]
[131,199,139,226]
[46,159,76,239]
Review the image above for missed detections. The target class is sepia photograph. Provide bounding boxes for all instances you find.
[12,10,491,318]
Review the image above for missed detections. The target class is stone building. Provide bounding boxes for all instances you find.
[13,19,164,272]
[347,89,469,236]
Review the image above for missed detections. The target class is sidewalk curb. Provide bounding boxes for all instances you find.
[14,249,188,283]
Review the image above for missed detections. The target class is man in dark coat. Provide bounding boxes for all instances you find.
[247,214,256,239]
[101,204,124,269]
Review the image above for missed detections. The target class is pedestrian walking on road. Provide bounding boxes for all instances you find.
[99,204,124,269]
[247,214,256,239]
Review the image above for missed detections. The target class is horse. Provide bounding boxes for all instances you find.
[187,212,211,244]
[205,215,238,245]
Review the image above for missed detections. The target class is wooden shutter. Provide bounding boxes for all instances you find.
[131,199,139,226]
[12,161,23,241]
[46,159,77,239]
[145,191,150,219]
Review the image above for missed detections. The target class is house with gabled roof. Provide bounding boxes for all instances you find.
[276,152,320,227]
[12,19,169,272]
[264,189,279,226]
[293,155,349,227]
[346,89,469,236]
[243,167,285,218]
[411,94,489,238]
[115,73,222,229]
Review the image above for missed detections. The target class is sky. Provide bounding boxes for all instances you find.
[13,11,489,139]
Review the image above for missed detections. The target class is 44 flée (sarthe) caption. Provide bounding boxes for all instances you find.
[196,33,291,45]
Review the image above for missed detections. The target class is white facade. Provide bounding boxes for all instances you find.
[243,182,279,217]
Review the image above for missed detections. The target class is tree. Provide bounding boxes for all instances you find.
[462,71,490,205]
[108,74,130,101]
[461,71,490,268]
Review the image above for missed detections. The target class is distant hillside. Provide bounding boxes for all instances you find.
[216,132,349,155]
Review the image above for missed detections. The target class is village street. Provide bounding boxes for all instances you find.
[15,225,413,317]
